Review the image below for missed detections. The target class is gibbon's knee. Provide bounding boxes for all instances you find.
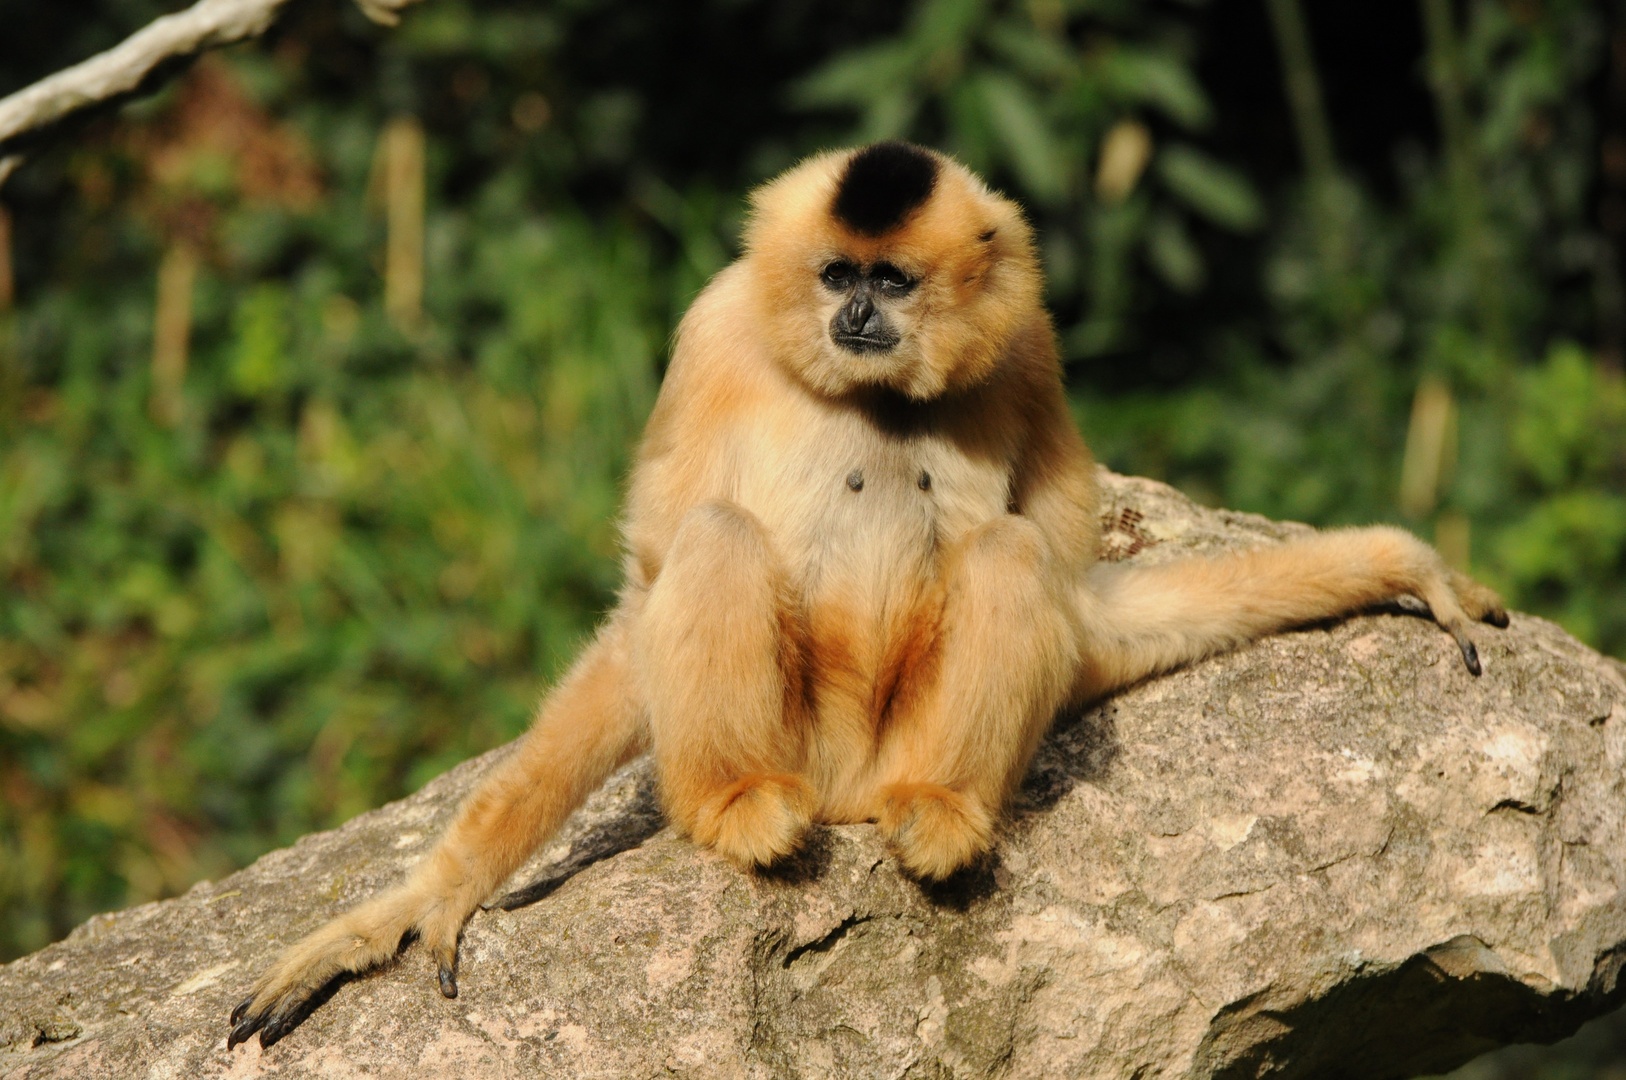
[638,499,784,669]
[887,515,1078,804]
[959,513,1048,577]
[634,499,801,814]
[946,515,1078,683]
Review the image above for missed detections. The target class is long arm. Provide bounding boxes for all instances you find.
[1073,525,1509,701]
[1005,335,1102,582]
[229,617,647,1049]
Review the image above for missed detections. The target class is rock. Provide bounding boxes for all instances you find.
[3,471,1625,1080]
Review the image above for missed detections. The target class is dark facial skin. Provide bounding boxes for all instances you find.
[823,258,916,354]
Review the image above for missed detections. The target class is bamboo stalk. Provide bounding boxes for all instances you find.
[1435,511,1470,571]
[150,243,198,427]
[1263,0,1337,187]
[1399,376,1457,518]
[0,204,12,311]
[1095,120,1153,205]
[1420,0,1510,354]
[1263,0,1349,276]
[380,116,425,333]
[1420,0,1473,199]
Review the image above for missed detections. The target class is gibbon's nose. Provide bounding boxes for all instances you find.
[836,291,876,337]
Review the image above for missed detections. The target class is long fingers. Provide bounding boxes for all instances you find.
[1451,569,1510,628]
[226,891,428,1049]
[228,959,357,1049]
[1419,569,1506,676]
[228,985,318,1050]
[228,979,322,1050]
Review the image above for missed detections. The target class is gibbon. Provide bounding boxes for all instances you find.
[228,141,1506,1049]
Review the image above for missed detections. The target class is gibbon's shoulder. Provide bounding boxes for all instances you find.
[635,263,775,467]
[662,262,776,399]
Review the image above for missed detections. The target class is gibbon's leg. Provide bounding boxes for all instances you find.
[228,623,645,1049]
[634,500,814,869]
[1075,524,1509,701]
[874,516,1080,880]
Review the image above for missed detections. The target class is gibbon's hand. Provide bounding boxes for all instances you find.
[227,883,458,1049]
[1432,567,1511,675]
[228,628,642,1048]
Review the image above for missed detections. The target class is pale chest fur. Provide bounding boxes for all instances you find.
[731,389,1013,699]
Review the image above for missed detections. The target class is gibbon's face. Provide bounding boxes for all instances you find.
[744,142,1045,401]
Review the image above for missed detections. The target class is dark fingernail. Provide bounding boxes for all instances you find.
[228,1014,260,1051]
[1460,639,1481,676]
[438,964,458,999]
[230,995,254,1026]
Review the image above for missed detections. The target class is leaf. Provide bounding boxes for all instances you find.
[1145,211,1205,293]
[860,91,920,144]
[908,0,990,58]
[1156,144,1262,231]
[1512,342,1626,488]
[1099,45,1211,129]
[975,71,1071,203]
[985,19,1081,82]
[791,42,919,110]
[230,286,290,397]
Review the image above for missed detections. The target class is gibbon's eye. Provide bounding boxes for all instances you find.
[871,262,915,293]
[820,260,859,290]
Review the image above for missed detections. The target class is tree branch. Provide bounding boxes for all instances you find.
[0,0,424,175]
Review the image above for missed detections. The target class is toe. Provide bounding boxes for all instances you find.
[229,994,255,1027]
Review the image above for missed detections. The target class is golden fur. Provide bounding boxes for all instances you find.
[229,144,1505,1047]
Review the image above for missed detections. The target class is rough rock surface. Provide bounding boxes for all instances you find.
[3,471,1626,1080]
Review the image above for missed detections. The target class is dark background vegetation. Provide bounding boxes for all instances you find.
[1,0,1624,1073]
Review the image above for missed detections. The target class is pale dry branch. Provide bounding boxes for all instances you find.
[0,0,425,170]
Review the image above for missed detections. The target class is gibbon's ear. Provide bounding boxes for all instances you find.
[831,141,940,236]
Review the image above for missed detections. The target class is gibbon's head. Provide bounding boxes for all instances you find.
[744,141,1044,400]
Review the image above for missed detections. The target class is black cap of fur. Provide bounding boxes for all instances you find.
[832,141,939,236]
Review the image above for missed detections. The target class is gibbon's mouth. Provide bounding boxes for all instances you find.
[832,331,898,354]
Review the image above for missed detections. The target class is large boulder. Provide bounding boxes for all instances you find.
[3,471,1625,1079]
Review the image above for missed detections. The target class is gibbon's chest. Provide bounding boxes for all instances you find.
[731,395,1012,606]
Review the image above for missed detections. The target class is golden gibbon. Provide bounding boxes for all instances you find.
[228,141,1506,1048]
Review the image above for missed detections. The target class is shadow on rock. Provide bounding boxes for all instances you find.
[1016,699,1123,815]
[917,851,1003,912]
[1194,935,1624,1080]
[491,774,665,911]
[755,826,835,887]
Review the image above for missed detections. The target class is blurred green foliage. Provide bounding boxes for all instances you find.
[0,0,895,965]
[0,18,1623,1080]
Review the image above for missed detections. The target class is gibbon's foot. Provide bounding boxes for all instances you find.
[877,782,994,881]
[1366,526,1508,676]
[691,772,816,869]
